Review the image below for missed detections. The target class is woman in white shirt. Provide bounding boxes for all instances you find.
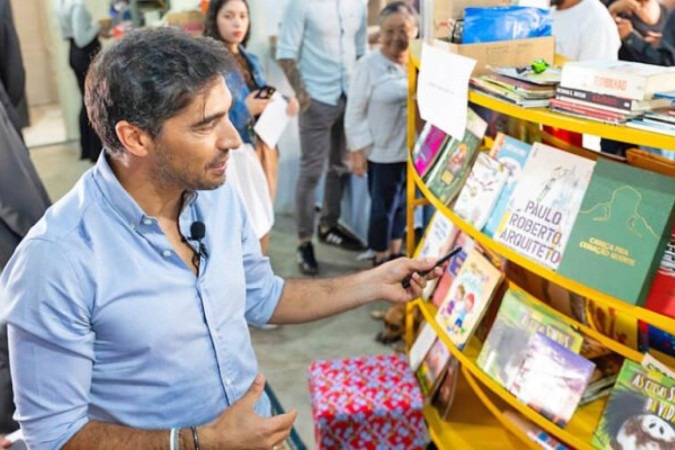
[345,2,418,266]
[57,0,111,162]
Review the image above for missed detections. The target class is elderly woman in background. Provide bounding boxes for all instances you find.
[345,2,418,266]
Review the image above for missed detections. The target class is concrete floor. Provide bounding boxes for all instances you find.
[29,141,396,448]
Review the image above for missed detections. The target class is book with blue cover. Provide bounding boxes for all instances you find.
[483,133,533,237]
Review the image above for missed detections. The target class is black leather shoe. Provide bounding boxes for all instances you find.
[317,224,366,251]
[297,242,319,275]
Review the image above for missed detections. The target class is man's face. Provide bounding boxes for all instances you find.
[150,77,242,191]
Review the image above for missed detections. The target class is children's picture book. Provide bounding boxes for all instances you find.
[412,122,449,179]
[503,410,571,450]
[483,133,533,237]
[585,299,639,350]
[434,248,503,349]
[415,337,452,396]
[476,289,584,388]
[424,108,488,206]
[431,356,460,419]
[494,142,595,270]
[507,333,595,428]
[592,359,675,449]
[430,233,475,309]
[644,226,675,317]
[416,211,459,301]
[408,321,437,372]
[454,153,509,230]
[642,353,675,378]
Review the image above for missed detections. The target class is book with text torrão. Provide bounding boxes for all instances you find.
[592,359,675,449]
[483,133,533,237]
[476,289,584,389]
[454,153,509,230]
[412,122,450,179]
[424,108,488,206]
[434,248,503,350]
[494,142,595,270]
[560,60,675,101]
[416,211,459,301]
[558,159,675,305]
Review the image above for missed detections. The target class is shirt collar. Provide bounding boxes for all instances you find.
[91,151,201,228]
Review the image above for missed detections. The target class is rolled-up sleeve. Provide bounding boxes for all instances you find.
[238,202,284,326]
[276,0,307,60]
[1,239,94,450]
[345,58,373,152]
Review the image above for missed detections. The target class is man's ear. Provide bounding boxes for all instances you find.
[114,121,154,157]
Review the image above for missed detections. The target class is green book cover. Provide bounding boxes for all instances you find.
[476,289,584,388]
[424,108,487,206]
[558,159,675,306]
[592,359,675,449]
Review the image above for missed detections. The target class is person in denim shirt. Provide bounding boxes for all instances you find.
[205,0,299,254]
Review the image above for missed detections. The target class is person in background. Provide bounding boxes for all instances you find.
[277,0,368,276]
[0,28,441,450]
[0,86,51,450]
[57,0,111,162]
[204,0,299,255]
[345,2,418,266]
[0,0,29,139]
[601,0,667,155]
[616,5,675,65]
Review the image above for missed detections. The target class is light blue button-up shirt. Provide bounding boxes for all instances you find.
[276,0,368,106]
[0,155,284,450]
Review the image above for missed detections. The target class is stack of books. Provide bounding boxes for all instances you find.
[469,66,559,108]
[552,61,675,124]
[626,105,675,137]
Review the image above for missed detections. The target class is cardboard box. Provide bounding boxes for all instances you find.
[428,0,510,39]
[433,36,555,76]
[165,10,204,36]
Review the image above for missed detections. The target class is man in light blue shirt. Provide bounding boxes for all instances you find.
[0,28,439,450]
[277,0,368,275]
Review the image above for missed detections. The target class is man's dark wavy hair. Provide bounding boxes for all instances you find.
[85,27,234,155]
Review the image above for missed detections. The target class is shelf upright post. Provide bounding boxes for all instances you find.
[406,50,418,257]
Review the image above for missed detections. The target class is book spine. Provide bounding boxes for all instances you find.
[556,86,633,112]
[560,67,648,101]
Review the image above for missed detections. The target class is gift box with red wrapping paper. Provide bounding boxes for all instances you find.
[307,354,427,450]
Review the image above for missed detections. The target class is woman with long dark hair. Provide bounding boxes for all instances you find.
[204,0,299,254]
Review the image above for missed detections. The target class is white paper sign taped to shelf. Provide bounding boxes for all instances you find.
[417,43,476,140]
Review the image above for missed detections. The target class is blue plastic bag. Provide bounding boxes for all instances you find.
[462,6,552,44]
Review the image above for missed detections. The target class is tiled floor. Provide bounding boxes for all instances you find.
[29,141,394,448]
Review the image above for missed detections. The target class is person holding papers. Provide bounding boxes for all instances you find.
[204,0,299,254]
[345,2,418,266]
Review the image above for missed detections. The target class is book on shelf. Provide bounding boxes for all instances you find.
[549,98,638,123]
[503,410,571,450]
[453,153,509,230]
[424,108,488,206]
[476,289,584,388]
[416,336,452,396]
[412,123,450,179]
[494,142,595,270]
[560,60,675,101]
[592,359,675,449]
[558,159,675,306]
[484,133,533,238]
[430,356,460,419]
[416,211,459,301]
[434,248,504,349]
[430,232,475,309]
[586,299,639,350]
[626,118,675,137]
[470,77,552,108]
[555,85,671,114]
[654,91,675,102]
[506,332,595,428]
[644,226,675,318]
[579,352,624,406]
[642,352,675,378]
[489,66,562,86]
[409,321,437,372]
[481,74,557,99]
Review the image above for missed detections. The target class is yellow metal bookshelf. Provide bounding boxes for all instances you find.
[405,40,675,449]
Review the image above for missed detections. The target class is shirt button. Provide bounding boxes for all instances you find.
[162,250,172,258]
[226,378,232,385]
[143,219,152,226]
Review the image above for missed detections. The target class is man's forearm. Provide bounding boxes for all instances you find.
[63,421,197,450]
[277,58,310,109]
[271,271,376,324]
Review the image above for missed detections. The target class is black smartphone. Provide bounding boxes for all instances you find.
[401,246,463,289]
[255,86,276,99]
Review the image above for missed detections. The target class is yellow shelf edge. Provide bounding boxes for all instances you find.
[410,168,675,337]
[415,299,599,450]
